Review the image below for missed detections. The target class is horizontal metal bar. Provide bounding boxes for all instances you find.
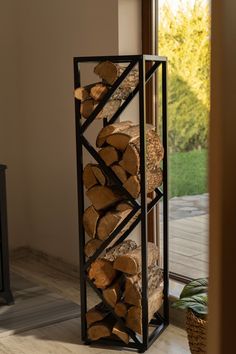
[81,135,140,207]
[143,54,167,62]
[74,54,167,64]
[81,59,138,133]
[84,206,139,270]
[109,61,162,125]
[74,55,142,63]
[86,277,141,345]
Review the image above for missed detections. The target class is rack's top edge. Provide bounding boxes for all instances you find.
[0,164,7,170]
[73,54,167,63]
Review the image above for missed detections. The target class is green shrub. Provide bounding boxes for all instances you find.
[159,0,210,152]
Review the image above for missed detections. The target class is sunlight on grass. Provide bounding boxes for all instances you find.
[169,149,208,198]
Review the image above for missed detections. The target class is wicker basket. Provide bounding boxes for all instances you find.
[186,310,207,354]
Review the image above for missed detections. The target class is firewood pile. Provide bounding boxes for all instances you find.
[87,240,163,342]
[74,61,165,343]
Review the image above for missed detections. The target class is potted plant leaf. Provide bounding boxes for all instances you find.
[172,278,208,354]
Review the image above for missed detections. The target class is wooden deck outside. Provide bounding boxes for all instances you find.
[161,214,209,279]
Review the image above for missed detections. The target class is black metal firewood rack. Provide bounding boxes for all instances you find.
[0,165,14,305]
[73,55,169,353]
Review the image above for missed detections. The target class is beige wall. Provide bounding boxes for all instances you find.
[1,0,141,265]
[19,0,119,265]
[209,0,236,353]
[0,1,28,248]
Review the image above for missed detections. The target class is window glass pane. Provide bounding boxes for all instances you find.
[158,0,210,279]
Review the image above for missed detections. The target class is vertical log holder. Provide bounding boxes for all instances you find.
[73,55,168,353]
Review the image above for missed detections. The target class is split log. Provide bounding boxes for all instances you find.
[124,263,163,306]
[108,209,141,248]
[74,87,90,101]
[111,164,128,184]
[96,121,164,177]
[123,176,140,199]
[113,242,159,275]
[83,163,97,190]
[103,240,137,262]
[114,302,129,318]
[119,129,164,176]
[83,206,100,238]
[90,83,108,101]
[84,239,103,258]
[74,82,102,101]
[123,169,163,198]
[80,99,94,118]
[86,186,123,211]
[88,259,117,289]
[98,146,119,166]
[112,322,129,344]
[80,99,121,119]
[106,124,143,151]
[126,285,163,334]
[88,316,115,340]
[103,279,122,307]
[96,121,135,148]
[115,201,133,212]
[97,209,131,241]
[91,165,108,186]
[86,303,110,326]
[94,61,139,87]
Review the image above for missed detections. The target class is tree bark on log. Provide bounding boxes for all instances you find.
[88,259,117,289]
[124,264,163,306]
[126,285,163,334]
[84,239,103,258]
[103,240,137,262]
[146,167,163,193]
[80,99,121,120]
[113,242,159,275]
[119,128,164,176]
[86,186,123,211]
[112,322,129,344]
[83,205,100,238]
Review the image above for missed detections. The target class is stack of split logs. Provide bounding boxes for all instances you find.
[74,61,165,343]
[87,240,163,342]
[82,118,164,257]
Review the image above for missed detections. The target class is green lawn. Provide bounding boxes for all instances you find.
[169,149,208,198]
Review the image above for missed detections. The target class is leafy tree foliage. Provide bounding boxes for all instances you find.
[159,0,210,152]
